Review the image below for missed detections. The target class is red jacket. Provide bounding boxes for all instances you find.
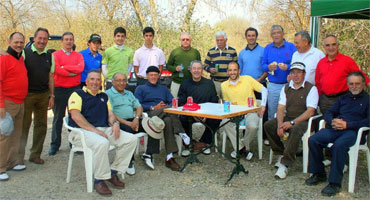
[53,49,84,88]
[0,53,28,107]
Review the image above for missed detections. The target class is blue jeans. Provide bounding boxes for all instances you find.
[267,82,285,120]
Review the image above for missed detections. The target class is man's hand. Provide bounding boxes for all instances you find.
[0,108,5,118]
[332,118,347,130]
[209,68,217,74]
[176,65,183,72]
[112,123,120,140]
[48,97,54,110]
[279,121,292,131]
[131,118,139,132]
[96,129,108,139]
[193,117,206,123]
[257,106,265,118]
[277,127,285,138]
[68,72,77,77]
[154,101,166,110]
[278,63,288,71]
[0,50,8,56]
[268,62,277,71]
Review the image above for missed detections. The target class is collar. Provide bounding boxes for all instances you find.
[87,47,99,56]
[82,86,103,96]
[227,76,241,86]
[7,46,22,60]
[349,90,366,98]
[143,44,157,50]
[215,44,229,51]
[62,48,72,55]
[288,80,306,89]
[181,46,192,51]
[110,86,127,95]
[245,43,259,51]
[145,81,159,87]
[273,40,286,48]
[31,44,48,54]
[325,52,342,62]
[114,44,124,50]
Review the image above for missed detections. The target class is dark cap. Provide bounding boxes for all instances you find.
[146,66,160,74]
[89,34,101,43]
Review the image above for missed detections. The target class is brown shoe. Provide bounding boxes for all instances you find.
[29,157,45,165]
[94,181,112,196]
[193,141,207,151]
[165,158,181,171]
[107,174,125,189]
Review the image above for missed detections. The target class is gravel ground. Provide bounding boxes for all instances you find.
[1,112,369,199]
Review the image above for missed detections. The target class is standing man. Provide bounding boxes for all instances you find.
[315,35,370,115]
[68,70,137,196]
[262,25,297,120]
[49,32,84,156]
[0,32,28,181]
[220,62,267,160]
[264,62,318,179]
[306,72,369,196]
[204,31,238,97]
[167,32,201,97]
[18,28,55,165]
[134,27,166,85]
[80,34,102,87]
[291,30,325,85]
[102,27,134,89]
[178,60,220,156]
[134,66,188,171]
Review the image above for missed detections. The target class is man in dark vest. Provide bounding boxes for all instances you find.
[264,62,319,179]
[18,27,55,165]
[68,69,137,196]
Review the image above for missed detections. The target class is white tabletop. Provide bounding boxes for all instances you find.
[164,102,261,120]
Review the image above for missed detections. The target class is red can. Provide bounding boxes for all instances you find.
[172,98,178,108]
[187,96,193,104]
[248,97,254,107]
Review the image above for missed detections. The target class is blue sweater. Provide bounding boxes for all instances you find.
[262,40,296,84]
[134,81,173,111]
[325,91,369,131]
[238,44,265,82]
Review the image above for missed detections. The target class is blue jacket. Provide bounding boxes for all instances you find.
[134,81,173,111]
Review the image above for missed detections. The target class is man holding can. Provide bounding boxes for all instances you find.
[220,62,267,160]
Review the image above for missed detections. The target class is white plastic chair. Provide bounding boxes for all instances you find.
[318,120,370,193]
[269,114,322,173]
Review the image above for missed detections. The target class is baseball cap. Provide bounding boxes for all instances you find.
[290,62,306,71]
[89,34,101,43]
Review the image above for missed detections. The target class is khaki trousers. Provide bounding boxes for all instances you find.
[0,99,24,173]
[221,112,259,151]
[69,127,137,180]
[19,92,49,160]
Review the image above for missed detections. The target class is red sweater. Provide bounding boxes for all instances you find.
[315,53,370,95]
[53,49,84,88]
[0,54,28,107]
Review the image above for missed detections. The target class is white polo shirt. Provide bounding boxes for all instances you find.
[133,44,166,77]
[278,80,319,109]
[291,46,325,85]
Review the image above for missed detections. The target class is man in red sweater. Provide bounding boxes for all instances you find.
[49,32,84,156]
[0,32,29,181]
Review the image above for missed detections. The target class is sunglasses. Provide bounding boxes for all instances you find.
[181,38,190,41]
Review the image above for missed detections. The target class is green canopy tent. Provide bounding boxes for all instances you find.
[310,0,370,47]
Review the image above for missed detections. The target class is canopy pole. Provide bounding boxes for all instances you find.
[310,16,321,48]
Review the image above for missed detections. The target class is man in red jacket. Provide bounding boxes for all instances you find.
[0,32,29,181]
[49,32,84,156]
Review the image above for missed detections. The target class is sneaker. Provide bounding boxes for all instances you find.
[181,149,190,157]
[321,183,341,196]
[274,164,288,179]
[48,148,58,156]
[245,151,253,161]
[202,148,211,155]
[264,139,270,146]
[11,164,26,171]
[230,151,237,159]
[179,133,190,145]
[305,173,327,186]
[141,153,154,169]
[126,162,136,176]
[274,155,283,168]
[230,148,246,159]
[0,172,9,181]
[322,159,331,166]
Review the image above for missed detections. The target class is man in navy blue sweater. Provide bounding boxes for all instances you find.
[305,71,369,196]
[134,66,189,171]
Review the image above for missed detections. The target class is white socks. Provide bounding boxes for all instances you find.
[166,153,173,161]
[179,132,190,145]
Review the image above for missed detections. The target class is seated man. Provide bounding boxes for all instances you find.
[264,62,318,179]
[305,71,369,196]
[106,72,162,174]
[220,62,267,160]
[68,69,137,196]
[134,66,189,171]
[178,60,220,156]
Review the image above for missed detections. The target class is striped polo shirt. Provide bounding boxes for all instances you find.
[204,45,237,81]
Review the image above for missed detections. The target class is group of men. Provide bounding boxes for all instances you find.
[0,24,369,197]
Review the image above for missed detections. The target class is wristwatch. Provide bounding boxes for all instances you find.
[135,116,140,119]
[290,120,295,125]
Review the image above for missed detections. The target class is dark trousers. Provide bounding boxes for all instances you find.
[119,118,160,155]
[319,94,341,116]
[264,118,308,167]
[179,116,220,144]
[308,128,358,185]
[50,86,79,150]
[148,108,185,154]
[105,81,113,90]
[19,91,49,160]
[137,78,147,86]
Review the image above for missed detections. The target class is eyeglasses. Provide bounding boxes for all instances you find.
[181,38,190,41]
[114,79,127,83]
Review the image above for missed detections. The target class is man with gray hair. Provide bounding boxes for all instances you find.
[262,25,296,120]
[167,32,201,97]
[204,31,238,97]
[291,30,325,85]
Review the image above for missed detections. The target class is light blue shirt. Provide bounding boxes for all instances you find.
[238,44,265,82]
[106,87,141,119]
